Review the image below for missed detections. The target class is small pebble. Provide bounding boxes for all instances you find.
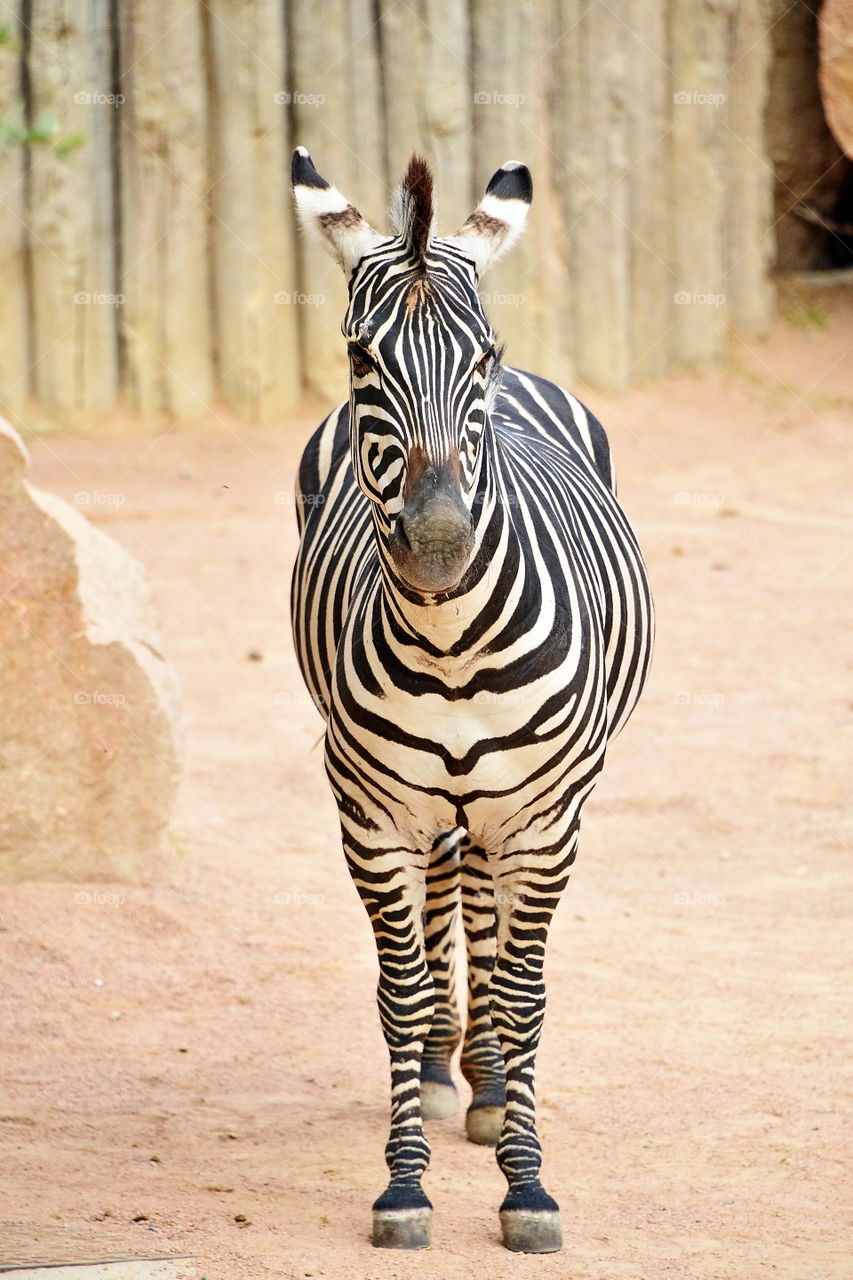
[132,1213,148,1222]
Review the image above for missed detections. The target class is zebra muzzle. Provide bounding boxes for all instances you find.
[390,480,474,594]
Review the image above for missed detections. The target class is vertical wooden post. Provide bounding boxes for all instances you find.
[25,0,117,420]
[289,0,385,403]
[117,0,212,418]
[376,0,424,189]
[206,0,299,422]
[0,2,28,420]
[471,0,573,386]
[376,0,474,242]
[421,0,474,233]
[669,0,728,366]
[626,0,672,380]
[725,0,775,336]
[556,0,633,390]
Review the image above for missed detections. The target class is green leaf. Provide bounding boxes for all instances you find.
[54,128,87,159]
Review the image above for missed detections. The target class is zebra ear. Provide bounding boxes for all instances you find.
[445,161,532,277]
[291,147,386,276]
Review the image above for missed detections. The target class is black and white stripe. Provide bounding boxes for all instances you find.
[290,148,654,1253]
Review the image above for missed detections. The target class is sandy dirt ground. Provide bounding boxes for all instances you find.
[1,299,851,1279]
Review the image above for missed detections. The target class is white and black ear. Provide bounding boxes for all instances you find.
[291,147,386,276]
[445,161,532,277]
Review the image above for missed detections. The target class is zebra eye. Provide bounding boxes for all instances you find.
[475,347,495,378]
[348,344,375,378]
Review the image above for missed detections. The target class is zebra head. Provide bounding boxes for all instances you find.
[292,148,532,595]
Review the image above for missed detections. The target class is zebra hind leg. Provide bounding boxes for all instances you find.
[460,839,506,1145]
[419,830,463,1121]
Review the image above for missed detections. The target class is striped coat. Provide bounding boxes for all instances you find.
[290,146,654,1255]
[293,365,651,848]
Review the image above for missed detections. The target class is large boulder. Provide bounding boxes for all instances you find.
[0,419,181,882]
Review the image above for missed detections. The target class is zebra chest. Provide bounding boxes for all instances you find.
[329,642,603,805]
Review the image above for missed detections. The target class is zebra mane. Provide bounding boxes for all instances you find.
[390,154,435,270]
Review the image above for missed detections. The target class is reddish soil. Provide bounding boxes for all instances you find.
[1,298,851,1278]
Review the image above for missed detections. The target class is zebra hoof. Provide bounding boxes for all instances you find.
[372,1206,432,1249]
[465,1103,503,1145]
[500,1208,563,1253]
[420,1079,459,1120]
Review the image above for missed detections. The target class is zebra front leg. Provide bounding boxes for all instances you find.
[488,840,576,1254]
[460,839,506,1144]
[348,843,435,1250]
[419,830,462,1121]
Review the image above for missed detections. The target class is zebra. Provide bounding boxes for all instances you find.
[290,146,654,1254]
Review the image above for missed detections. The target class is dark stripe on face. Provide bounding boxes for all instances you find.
[344,238,495,523]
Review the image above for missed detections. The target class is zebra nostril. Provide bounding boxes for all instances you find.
[396,518,413,552]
